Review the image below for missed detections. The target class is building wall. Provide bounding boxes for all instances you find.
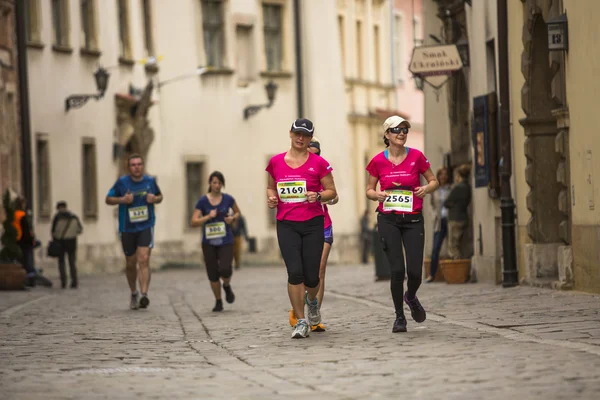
[0,0,22,203]
[393,0,424,153]
[26,0,363,271]
[336,0,395,231]
[27,0,157,271]
[507,0,529,281]
[422,0,451,258]
[465,0,504,283]
[561,0,600,293]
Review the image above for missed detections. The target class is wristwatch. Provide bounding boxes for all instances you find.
[316,192,322,202]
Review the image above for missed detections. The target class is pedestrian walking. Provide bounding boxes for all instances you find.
[365,115,439,332]
[191,171,241,312]
[105,154,163,310]
[288,137,338,332]
[266,118,337,339]
[231,214,249,270]
[444,164,472,260]
[426,167,451,282]
[13,196,36,287]
[360,210,371,264]
[50,201,83,288]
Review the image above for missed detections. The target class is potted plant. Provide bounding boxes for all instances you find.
[0,189,26,290]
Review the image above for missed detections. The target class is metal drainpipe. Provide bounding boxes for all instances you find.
[497,0,518,287]
[15,1,34,215]
[293,0,304,118]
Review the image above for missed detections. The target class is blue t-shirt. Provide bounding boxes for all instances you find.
[195,193,235,246]
[107,175,162,233]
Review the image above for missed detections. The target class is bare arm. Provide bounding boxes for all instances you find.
[317,173,337,202]
[414,168,439,198]
[267,174,278,209]
[323,194,339,205]
[190,209,212,227]
[224,202,241,225]
[366,175,387,202]
[105,195,125,205]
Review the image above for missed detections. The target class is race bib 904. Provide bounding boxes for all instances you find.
[128,206,149,223]
[383,190,413,212]
[277,181,307,203]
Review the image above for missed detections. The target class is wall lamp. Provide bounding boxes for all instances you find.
[65,67,110,112]
[243,81,278,120]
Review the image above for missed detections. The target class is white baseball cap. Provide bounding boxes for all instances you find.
[382,116,411,132]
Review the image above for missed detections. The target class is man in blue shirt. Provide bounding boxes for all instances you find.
[106,154,163,310]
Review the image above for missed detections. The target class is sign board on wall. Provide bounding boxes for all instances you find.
[409,45,463,88]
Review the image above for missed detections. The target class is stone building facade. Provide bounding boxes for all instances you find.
[0,0,22,203]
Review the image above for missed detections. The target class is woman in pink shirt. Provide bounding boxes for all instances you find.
[266,119,338,339]
[366,116,439,333]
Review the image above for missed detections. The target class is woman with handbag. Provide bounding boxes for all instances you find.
[50,201,83,289]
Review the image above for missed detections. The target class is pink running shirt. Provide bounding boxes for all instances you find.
[366,148,431,214]
[323,204,332,229]
[266,152,334,222]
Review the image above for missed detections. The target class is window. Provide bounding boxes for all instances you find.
[263,3,283,71]
[82,139,98,219]
[25,0,42,44]
[142,0,154,57]
[413,16,423,46]
[338,15,346,76]
[36,136,51,218]
[356,20,363,79]
[117,0,132,59]
[394,13,405,82]
[201,0,225,68]
[80,0,98,50]
[186,161,205,227]
[235,24,255,86]
[52,0,70,48]
[373,25,380,83]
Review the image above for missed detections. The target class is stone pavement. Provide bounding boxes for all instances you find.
[1,264,600,399]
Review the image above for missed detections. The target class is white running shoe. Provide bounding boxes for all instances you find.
[305,293,322,326]
[291,319,310,339]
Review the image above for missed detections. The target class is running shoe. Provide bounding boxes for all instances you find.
[305,292,322,326]
[223,284,235,304]
[311,323,326,332]
[139,294,150,309]
[212,299,224,312]
[404,293,426,323]
[392,313,407,333]
[289,309,298,327]
[130,292,139,310]
[291,319,310,339]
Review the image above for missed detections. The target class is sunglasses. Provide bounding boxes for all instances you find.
[388,127,409,134]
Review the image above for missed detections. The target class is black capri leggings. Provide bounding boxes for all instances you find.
[377,212,425,311]
[202,243,233,282]
[276,216,324,288]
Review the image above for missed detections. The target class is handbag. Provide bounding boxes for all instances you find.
[47,217,73,258]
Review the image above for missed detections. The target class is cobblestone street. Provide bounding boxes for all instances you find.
[2,264,600,399]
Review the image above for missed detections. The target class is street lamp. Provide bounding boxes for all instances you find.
[414,75,425,91]
[243,81,279,120]
[65,66,110,112]
[456,38,470,67]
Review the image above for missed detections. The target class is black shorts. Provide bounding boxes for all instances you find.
[120,227,154,257]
